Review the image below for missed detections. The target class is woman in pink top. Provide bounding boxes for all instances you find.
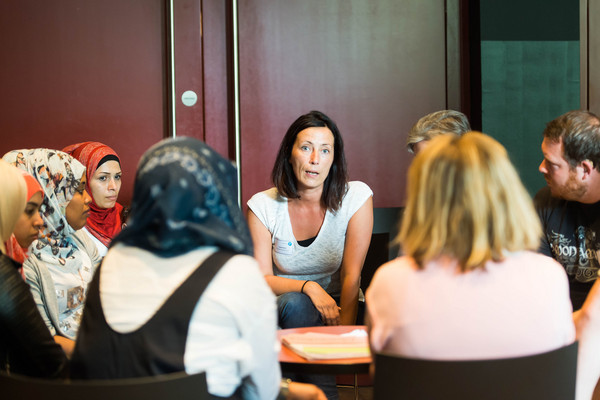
[366,132,575,361]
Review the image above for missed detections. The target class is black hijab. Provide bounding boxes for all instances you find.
[112,137,252,257]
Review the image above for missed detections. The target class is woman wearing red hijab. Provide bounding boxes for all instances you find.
[4,170,44,266]
[63,142,124,256]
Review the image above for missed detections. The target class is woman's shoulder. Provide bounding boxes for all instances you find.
[338,181,373,215]
[0,253,21,277]
[221,253,265,280]
[247,188,287,219]
[365,256,416,301]
[347,181,373,196]
[503,251,567,275]
[248,187,282,202]
[369,256,416,286]
[191,251,275,304]
[72,229,102,265]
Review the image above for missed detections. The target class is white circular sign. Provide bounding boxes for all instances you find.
[181,90,198,107]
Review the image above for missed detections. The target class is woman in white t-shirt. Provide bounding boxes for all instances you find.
[248,111,373,329]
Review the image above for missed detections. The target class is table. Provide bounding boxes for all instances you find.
[277,325,372,400]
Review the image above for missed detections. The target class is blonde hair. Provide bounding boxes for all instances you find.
[407,110,471,154]
[397,132,542,271]
[0,159,27,254]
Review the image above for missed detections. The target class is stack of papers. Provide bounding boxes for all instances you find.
[281,329,371,361]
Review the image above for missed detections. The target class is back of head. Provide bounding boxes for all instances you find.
[543,110,600,169]
[407,110,471,153]
[0,160,27,253]
[112,137,253,257]
[398,132,541,271]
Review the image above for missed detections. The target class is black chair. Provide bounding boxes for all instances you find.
[374,342,578,400]
[356,232,390,326]
[0,371,210,400]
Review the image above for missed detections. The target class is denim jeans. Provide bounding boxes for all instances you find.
[277,292,340,400]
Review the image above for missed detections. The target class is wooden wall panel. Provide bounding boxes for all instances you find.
[173,0,205,140]
[238,0,448,207]
[201,0,231,158]
[589,0,600,115]
[0,1,167,205]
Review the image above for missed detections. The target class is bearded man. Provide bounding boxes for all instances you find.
[535,110,600,310]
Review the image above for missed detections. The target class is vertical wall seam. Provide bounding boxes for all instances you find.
[232,0,242,206]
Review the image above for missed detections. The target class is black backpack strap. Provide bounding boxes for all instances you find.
[161,250,236,319]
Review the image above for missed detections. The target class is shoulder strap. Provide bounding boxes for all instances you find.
[178,250,236,299]
[153,251,236,326]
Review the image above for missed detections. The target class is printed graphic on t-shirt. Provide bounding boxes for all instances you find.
[549,227,600,282]
[67,286,84,309]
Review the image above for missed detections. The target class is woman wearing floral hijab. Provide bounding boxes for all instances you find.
[3,149,101,356]
[71,138,324,400]
[62,142,124,256]
[0,159,67,378]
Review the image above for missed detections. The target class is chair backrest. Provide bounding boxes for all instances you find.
[360,232,390,293]
[374,341,578,400]
[0,371,210,400]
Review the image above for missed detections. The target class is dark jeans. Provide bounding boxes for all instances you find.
[277,292,340,400]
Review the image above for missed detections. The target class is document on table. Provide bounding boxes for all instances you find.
[281,329,371,361]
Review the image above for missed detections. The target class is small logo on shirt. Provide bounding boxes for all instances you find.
[274,238,294,255]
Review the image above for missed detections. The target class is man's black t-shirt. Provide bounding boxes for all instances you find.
[534,186,600,310]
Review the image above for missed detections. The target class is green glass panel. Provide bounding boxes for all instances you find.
[481,40,580,196]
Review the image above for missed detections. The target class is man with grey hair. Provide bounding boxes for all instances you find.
[535,110,600,310]
[406,109,471,154]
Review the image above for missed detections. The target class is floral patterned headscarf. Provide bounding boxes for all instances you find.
[3,149,86,265]
[112,137,253,257]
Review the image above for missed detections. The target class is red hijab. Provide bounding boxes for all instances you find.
[62,142,123,247]
[4,171,43,267]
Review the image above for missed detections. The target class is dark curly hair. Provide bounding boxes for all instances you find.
[543,110,600,171]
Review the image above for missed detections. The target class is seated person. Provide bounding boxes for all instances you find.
[247,110,373,329]
[3,149,101,357]
[367,133,575,361]
[63,142,125,257]
[4,170,44,267]
[0,159,67,378]
[70,137,325,400]
[535,110,600,311]
[406,109,470,154]
[574,278,600,400]
[247,111,372,400]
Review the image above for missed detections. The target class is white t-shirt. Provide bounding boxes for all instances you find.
[247,181,372,297]
[100,244,280,400]
[366,251,575,360]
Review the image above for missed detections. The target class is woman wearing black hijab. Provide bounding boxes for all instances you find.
[71,138,280,399]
